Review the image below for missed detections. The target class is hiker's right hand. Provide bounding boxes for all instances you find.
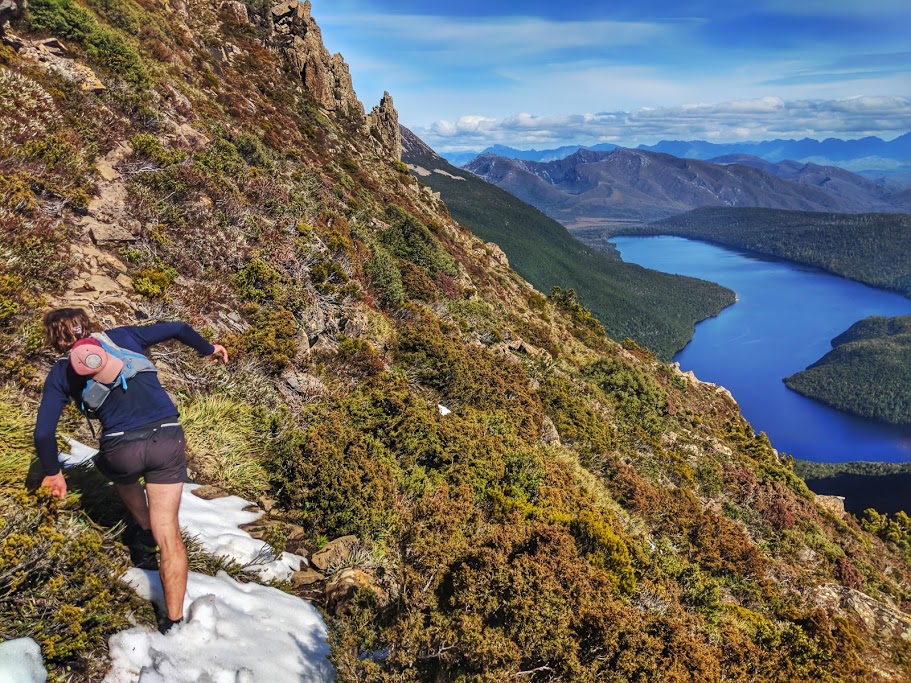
[41,473,67,499]
[210,344,229,364]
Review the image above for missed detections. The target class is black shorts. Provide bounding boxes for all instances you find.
[95,420,187,485]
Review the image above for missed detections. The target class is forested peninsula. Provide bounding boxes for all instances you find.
[785,316,911,425]
[601,207,911,298]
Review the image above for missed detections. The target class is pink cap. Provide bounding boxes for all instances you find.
[70,338,123,384]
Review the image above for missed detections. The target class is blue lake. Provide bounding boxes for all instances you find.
[612,235,911,463]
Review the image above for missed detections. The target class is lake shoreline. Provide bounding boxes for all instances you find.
[611,235,911,464]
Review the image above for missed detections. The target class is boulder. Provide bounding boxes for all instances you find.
[309,534,358,571]
[86,218,138,245]
[190,484,231,500]
[291,567,325,587]
[325,568,386,613]
[0,0,24,35]
[815,494,846,516]
[541,416,561,445]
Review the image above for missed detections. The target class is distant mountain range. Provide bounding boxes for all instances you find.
[463,148,911,226]
[442,134,911,186]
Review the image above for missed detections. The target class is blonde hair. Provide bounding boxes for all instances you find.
[43,308,93,352]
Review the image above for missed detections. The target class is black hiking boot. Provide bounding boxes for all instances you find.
[124,524,160,569]
[156,614,184,635]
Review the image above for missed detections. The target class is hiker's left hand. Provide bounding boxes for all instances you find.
[210,344,229,364]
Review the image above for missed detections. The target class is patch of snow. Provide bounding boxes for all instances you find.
[408,164,431,176]
[0,638,47,683]
[179,483,304,582]
[104,570,333,683]
[431,169,466,181]
[437,404,452,416]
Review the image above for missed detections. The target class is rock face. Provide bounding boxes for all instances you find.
[271,1,364,118]
[270,1,400,159]
[809,584,911,641]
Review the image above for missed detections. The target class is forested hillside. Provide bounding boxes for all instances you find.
[402,127,734,359]
[1,1,910,681]
[785,316,911,425]
[594,207,911,298]
[794,460,911,516]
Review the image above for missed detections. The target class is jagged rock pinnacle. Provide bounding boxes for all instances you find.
[367,91,402,161]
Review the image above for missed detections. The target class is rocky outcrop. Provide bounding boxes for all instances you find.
[809,584,911,641]
[366,91,401,161]
[0,0,24,36]
[270,1,401,159]
[8,35,106,91]
[815,494,846,516]
[271,1,364,118]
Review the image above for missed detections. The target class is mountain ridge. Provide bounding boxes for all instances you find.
[464,147,911,226]
[442,133,911,185]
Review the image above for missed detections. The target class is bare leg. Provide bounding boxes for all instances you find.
[146,482,187,621]
[114,481,151,530]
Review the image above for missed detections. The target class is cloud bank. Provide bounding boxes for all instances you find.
[417,96,911,151]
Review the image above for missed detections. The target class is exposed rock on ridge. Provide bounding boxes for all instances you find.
[270,1,400,159]
[366,91,402,161]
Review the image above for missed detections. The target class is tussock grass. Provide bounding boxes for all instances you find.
[0,384,36,494]
[180,395,270,497]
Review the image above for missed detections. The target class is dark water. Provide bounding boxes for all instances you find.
[612,235,911,463]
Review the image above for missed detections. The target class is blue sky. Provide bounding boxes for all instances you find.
[311,0,911,151]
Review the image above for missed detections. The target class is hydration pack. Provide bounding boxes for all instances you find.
[79,331,157,416]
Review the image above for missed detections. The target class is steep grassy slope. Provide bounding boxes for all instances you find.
[1,2,911,682]
[784,316,911,425]
[590,206,911,298]
[402,128,735,359]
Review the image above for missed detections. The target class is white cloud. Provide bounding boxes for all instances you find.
[415,96,911,151]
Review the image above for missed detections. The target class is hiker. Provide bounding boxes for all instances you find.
[33,307,229,634]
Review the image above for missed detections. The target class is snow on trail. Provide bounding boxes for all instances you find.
[58,440,335,682]
[104,570,332,682]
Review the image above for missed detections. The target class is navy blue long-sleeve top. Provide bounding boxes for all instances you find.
[34,322,215,475]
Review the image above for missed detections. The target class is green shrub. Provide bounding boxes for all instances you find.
[381,205,458,277]
[234,133,272,169]
[234,306,299,372]
[26,0,148,86]
[269,412,397,539]
[232,257,282,303]
[0,490,149,679]
[0,173,39,212]
[195,138,247,180]
[395,310,543,440]
[133,266,177,299]
[583,356,666,432]
[539,376,616,464]
[569,510,636,593]
[365,243,405,308]
[131,132,187,167]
